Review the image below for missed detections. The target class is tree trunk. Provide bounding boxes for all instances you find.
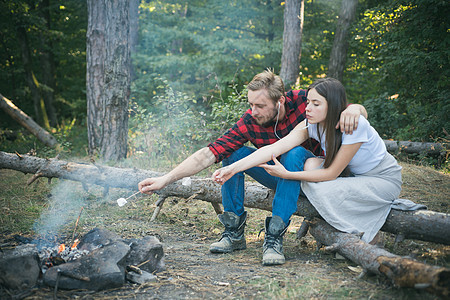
[38,0,58,128]
[384,140,445,156]
[0,150,448,246]
[86,0,106,156]
[15,25,49,128]
[86,0,131,161]
[309,219,449,297]
[280,0,304,88]
[327,0,358,82]
[0,95,58,148]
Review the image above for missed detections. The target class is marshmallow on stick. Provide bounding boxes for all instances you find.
[117,191,140,207]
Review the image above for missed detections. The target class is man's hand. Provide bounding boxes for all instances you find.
[138,176,170,195]
[336,104,366,134]
[258,155,290,179]
[212,166,235,185]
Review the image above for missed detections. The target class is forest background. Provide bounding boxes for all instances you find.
[0,0,448,168]
[0,1,449,298]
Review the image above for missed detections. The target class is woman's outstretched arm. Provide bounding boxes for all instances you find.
[261,142,362,182]
[212,120,309,184]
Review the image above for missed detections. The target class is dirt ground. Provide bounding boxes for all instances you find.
[0,161,449,299]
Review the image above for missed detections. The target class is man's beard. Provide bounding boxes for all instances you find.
[254,108,279,127]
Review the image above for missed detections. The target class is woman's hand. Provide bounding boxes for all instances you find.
[258,155,290,179]
[212,166,235,185]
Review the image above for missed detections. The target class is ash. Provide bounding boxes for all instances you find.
[38,246,91,273]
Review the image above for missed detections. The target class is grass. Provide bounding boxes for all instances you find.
[0,171,53,233]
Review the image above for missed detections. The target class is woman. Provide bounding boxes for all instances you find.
[213,78,424,243]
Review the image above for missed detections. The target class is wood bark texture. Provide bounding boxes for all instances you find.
[280,0,304,87]
[86,0,106,154]
[327,0,358,82]
[86,0,131,161]
[309,219,449,297]
[384,140,445,156]
[0,95,58,148]
[0,151,448,246]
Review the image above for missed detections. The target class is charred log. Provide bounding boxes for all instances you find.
[309,218,449,297]
[0,150,449,246]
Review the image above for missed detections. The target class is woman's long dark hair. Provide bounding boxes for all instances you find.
[307,78,349,173]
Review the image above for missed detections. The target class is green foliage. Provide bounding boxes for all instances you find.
[208,84,249,132]
[0,120,87,158]
[296,0,341,88]
[346,0,450,141]
[362,93,405,139]
[129,77,215,170]
[0,0,87,127]
[1,0,447,171]
[134,0,284,105]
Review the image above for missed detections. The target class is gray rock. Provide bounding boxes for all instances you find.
[124,236,165,273]
[0,244,41,290]
[77,227,122,251]
[43,241,130,291]
[126,270,157,284]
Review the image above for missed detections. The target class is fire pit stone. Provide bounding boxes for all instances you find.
[43,240,131,291]
[77,227,123,251]
[124,235,165,273]
[41,227,165,291]
[0,244,41,290]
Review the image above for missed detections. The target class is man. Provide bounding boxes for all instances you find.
[139,70,367,265]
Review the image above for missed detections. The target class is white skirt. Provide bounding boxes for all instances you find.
[301,153,426,243]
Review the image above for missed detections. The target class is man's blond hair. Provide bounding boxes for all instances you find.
[247,69,285,103]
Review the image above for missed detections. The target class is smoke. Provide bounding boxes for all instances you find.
[32,179,88,242]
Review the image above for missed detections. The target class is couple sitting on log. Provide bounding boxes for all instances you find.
[138,70,424,266]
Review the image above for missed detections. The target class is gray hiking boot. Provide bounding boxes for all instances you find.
[262,215,290,265]
[210,211,247,253]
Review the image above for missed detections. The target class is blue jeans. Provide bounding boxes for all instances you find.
[221,146,314,224]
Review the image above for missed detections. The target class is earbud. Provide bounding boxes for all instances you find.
[277,101,281,109]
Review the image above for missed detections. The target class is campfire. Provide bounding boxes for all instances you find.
[39,239,87,272]
[0,228,165,292]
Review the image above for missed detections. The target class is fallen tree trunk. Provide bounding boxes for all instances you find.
[1,151,449,246]
[309,218,449,297]
[0,94,59,148]
[384,140,445,156]
[1,151,449,295]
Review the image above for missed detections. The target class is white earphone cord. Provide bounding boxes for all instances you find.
[274,102,309,140]
[274,102,281,140]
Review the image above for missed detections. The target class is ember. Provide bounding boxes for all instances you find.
[71,239,80,250]
[38,239,90,274]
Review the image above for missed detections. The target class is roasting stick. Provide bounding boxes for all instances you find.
[70,206,84,246]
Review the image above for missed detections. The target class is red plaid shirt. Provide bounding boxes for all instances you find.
[208,89,322,163]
